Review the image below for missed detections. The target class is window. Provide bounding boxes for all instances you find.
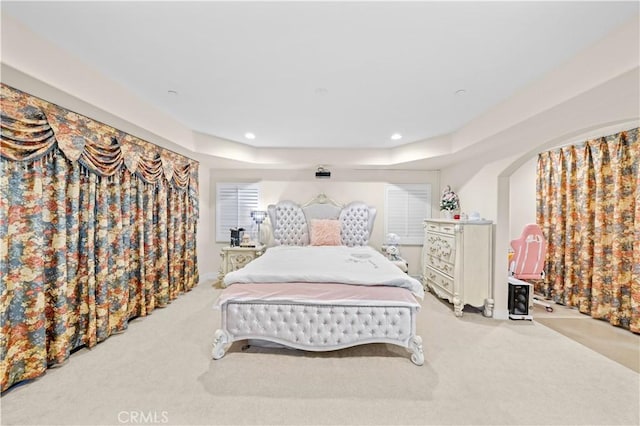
[385,184,431,245]
[216,182,260,242]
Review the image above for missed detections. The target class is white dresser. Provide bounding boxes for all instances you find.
[422,219,494,317]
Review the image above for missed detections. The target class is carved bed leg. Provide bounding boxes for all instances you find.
[407,336,424,366]
[453,293,463,317]
[483,298,495,317]
[212,329,230,360]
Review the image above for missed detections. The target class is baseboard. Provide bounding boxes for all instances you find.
[493,309,509,320]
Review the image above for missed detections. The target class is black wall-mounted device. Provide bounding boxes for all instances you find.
[315,166,331,178]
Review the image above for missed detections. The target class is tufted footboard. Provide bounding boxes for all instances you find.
[212,301,424,365]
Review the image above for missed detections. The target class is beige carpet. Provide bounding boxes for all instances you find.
[533,303,640,373]
[1,282,638,426]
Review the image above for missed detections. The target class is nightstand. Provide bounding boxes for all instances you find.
[215,245,266,287]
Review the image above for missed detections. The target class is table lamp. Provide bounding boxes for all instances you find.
[250,210,267,244]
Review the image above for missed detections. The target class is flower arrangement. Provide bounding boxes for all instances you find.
[440,185,460,211]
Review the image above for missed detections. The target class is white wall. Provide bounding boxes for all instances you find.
[204,168,440,277]
[196,166,214,278]
[509,156,538,239]
[440,153,520,223]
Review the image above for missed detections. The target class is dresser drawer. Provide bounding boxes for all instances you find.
[424,266,454,297]
[226,252,258,271]
[425,221,456,235]
[425,222,440,233]
[425,232,456,266]
[425,254,454,278]
[438,223,456,235]
[436,234,455,264]
[425,233,439,255]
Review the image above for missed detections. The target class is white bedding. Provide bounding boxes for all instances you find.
[223,245,424,298]
[215,282,421,307]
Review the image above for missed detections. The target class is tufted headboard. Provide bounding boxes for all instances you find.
[267,194,376,247]
[339,201,375,247]
[267,199,310,246]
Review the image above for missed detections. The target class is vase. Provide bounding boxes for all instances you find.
[441,210,453,219]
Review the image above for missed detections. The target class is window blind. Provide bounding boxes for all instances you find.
[385,184,432,245]
[216,182,260,242]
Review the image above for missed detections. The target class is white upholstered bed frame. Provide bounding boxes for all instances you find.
[212,194,424,365]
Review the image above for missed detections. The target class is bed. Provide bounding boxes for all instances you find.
[212,194,425,365]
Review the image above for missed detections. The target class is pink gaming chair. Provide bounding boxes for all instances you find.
[509,224,553,312]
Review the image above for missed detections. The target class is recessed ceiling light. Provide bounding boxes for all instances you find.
[315,88,329,96]
[455,89,467,96]
[167,90,178,95]
[244,132,256,140]
[391,133,402,141]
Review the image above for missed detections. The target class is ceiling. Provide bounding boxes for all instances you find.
[2,1,639,150]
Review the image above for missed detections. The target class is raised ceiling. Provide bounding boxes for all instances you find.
[2,1,638,150]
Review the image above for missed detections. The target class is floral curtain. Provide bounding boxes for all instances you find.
[536,127,639,333]
[0,84,199,391]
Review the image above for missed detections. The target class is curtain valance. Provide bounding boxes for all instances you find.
[0,84,198,191]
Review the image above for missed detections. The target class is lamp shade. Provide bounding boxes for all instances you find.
[250,210,267,225]
[250,210,267,245]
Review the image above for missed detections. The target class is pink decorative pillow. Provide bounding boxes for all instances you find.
[310,219,342,246]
